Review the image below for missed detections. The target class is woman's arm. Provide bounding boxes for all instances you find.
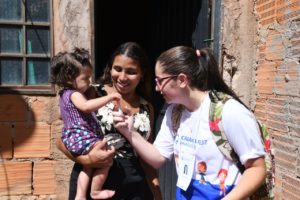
[56,138,115,168]
[222,157,266,200]
[221,100,267,199]
[113,110,167,169]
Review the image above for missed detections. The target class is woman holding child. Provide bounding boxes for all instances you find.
[57,42,162,200]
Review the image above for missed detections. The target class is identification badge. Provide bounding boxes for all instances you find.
[176,151,195,191]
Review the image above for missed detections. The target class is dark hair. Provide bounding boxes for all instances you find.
[99,42,152,102]
[157,46,243,103]
[50,47,92,88]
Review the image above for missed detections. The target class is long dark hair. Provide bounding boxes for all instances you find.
[50,47,92,88]
[99,42,152,102]
[157,46,243,104]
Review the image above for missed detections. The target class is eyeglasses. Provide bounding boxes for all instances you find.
[155,75,178,89]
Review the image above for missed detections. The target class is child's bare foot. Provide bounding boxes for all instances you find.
[91,190,115,199]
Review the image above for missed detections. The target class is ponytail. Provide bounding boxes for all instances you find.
[199,48,246,107]
[157,46,246,106]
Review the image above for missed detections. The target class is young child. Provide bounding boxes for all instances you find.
[50,47,120,200]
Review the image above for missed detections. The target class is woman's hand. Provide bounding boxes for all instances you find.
[222,157,266,200]
[112,110,133,140]
[84,140,116,168]
[56,138,115,168]
[112,107,167,169]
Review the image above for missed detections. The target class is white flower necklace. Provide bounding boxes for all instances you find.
[97,101,151,139]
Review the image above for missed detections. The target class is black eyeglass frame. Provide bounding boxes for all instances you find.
[155,75,178,88]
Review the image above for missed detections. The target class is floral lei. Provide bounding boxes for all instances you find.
[97,101,151,139]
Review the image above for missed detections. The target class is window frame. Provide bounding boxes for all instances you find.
[0,0,54,95]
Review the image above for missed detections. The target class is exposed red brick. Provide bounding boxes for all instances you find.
[266,112,288,123]
[267,97,289,106]
[257,84,274,94]
[291,39,300,47]
[256,1,275,14]
[291,31,300,40]
[272,136,296,160]
[290,97,300,107]
[281,190,300,200]
[30,97,60,122]
[282,174,300,186]
[33,160,56,195]
[14,122,50,158]
[288,123,300,137]
[275,150,297,163]
[272,131,294,142]
[0,161,32,195]
[0,95,27,122]
[266,104,288,114]
[0,124,12,158]
[282,182,300,197]
[254,100,267,109]
[257,62,277,73]
[254,109,267,120]
[256,97,268,104]
[275,158,296,171]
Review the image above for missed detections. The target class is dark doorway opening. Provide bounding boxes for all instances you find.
[94,1,211,199]
[94,0,210,116]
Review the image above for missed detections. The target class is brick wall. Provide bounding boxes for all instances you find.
[255,0,300,199]
[0,95,61,199]
[0,1,92,199]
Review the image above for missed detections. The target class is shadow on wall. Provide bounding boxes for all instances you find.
[0,89,36,197]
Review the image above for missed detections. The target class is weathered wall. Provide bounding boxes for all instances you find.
[222,0,300,199]
[1,0,300,199]
[254,0,300,199]
[221,0,258,109]
[0,95,60,199]
[0,0,92,199]
[53,0,93,53]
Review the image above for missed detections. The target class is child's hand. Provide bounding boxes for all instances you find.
[109,92,121,101]
[110,92,121,110]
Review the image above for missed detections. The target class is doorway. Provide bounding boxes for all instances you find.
[94,2,211,198]
[94,0,210,115]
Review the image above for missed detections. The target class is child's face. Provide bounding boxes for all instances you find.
[73,67,92,93]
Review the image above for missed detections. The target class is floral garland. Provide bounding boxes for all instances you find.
[97,102,151,139]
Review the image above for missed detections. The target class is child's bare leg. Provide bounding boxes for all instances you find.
[90,167,115,199]
[75,166,92,200]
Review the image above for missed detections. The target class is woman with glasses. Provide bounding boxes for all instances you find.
[113,46,266,200]
[57,42,162,200]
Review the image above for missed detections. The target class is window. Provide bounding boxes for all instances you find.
[0,0,52,94]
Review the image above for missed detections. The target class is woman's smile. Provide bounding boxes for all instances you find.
[111,55,142,95]
[116,81,130,89]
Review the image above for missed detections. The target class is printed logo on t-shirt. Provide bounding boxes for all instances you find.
[197,161,207,184]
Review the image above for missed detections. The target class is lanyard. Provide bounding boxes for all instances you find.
[176,108,202,191]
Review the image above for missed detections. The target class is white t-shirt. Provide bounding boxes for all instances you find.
[154,93,265,200]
